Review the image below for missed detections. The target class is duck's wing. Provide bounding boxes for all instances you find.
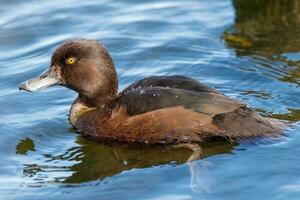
[115,86,241,116]
[109,86,279,142]
[121,76,220,95]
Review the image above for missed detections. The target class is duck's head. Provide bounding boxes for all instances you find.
[19,38,118,107]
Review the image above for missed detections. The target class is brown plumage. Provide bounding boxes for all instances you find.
[19,38,283,144]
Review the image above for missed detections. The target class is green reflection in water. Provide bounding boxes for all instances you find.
[65,137,235,183]
[16,138,36,155]
[64,138,237,184]
[267,109,300,122]
[17,134,237,184]
[224,0,300,120]
[224,0,300,86]
[225,0,300,55]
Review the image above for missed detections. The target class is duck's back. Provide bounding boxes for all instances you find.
[75,76,281,144]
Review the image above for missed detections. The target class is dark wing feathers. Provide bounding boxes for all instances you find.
[116,76,241,116]
[121,76,220,94]
[115,86,241,116]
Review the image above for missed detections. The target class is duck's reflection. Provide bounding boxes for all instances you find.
[17,135,237,192]
[64,137,236,184]
[224,0,300,86]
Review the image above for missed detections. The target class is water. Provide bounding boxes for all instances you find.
[0,0,299,199]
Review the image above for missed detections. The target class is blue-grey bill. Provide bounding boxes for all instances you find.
[19,67,59,92]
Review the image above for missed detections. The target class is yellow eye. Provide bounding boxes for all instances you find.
[66,57,76,65]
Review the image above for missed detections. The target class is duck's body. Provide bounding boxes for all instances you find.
[19,38,281,144]
[70,76,279,144]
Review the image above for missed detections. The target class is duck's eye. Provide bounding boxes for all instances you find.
[66,57,76,65]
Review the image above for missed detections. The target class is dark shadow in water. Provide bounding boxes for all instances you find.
[63,137,237,184]
[224,0,300,87]
[18,135,237,185]
[16,138,36,155]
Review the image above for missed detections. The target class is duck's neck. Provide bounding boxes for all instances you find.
[69,97,89,126]
[78,91,116,108]
[69,79,118,126]
[69,93,117,126]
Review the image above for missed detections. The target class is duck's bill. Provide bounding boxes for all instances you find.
[19,66,60,92]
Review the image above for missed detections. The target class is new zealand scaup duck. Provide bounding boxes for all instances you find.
[19,38,281,144]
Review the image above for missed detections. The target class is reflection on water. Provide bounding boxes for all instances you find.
[224,0,300,120]
[16,138,36,155]
[269,109,300,122]
[0,0,300,199]
[18,135,236,184]
[225,0,300,55]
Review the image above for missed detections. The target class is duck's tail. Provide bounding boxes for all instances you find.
[213,106,285,140]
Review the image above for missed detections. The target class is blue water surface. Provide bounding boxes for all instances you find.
[0,0,299,199]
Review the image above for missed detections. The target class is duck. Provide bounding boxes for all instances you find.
[19,38,282,144]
